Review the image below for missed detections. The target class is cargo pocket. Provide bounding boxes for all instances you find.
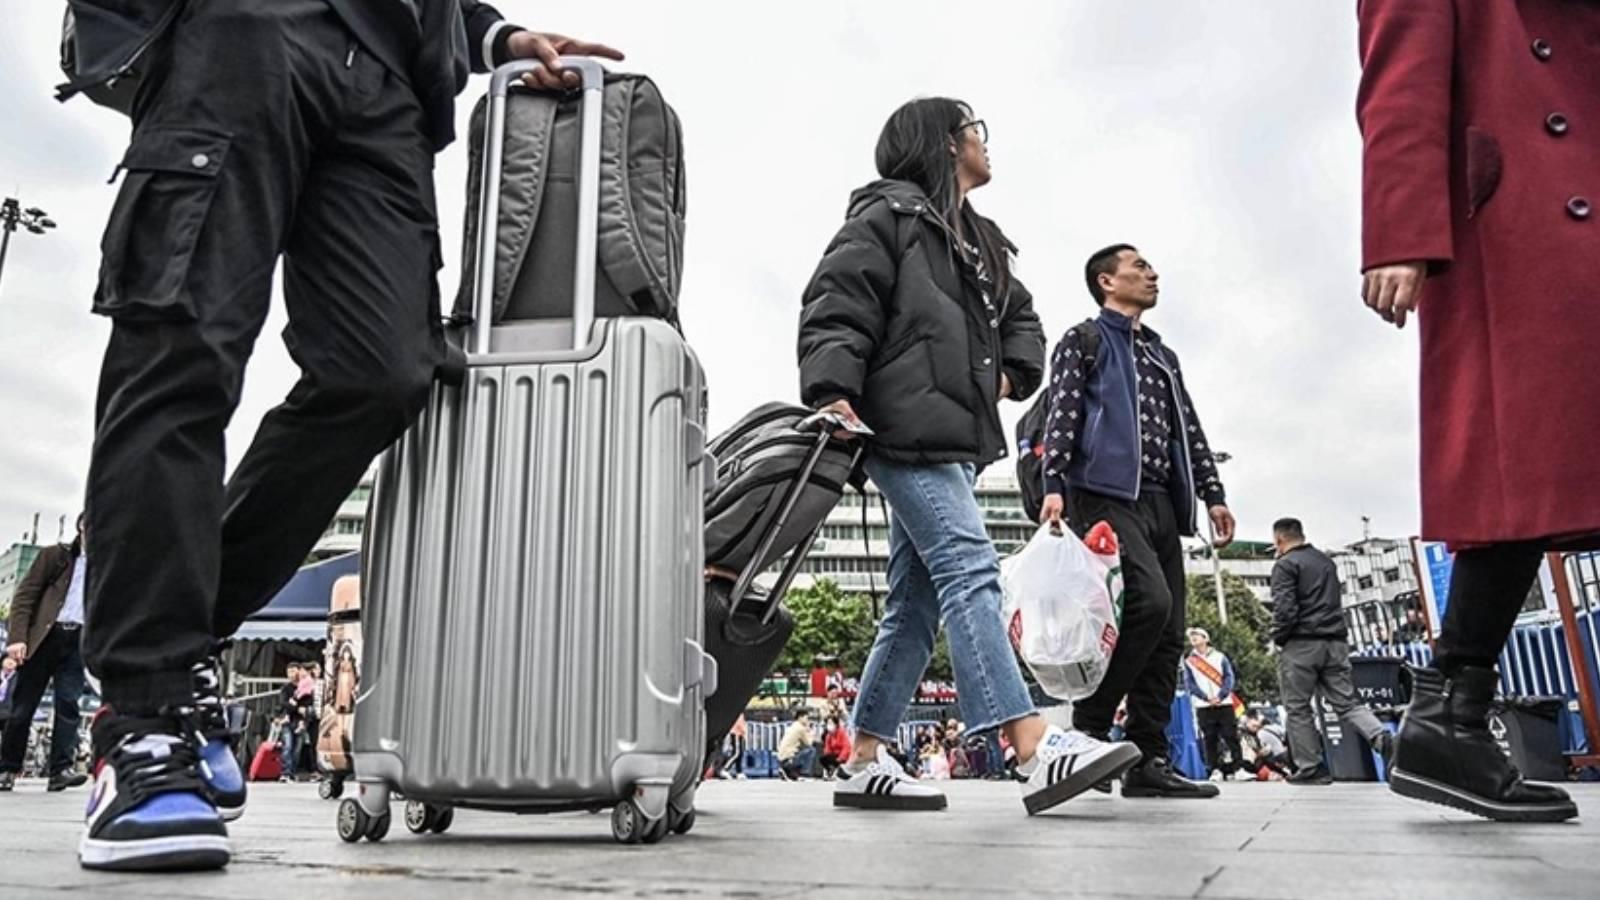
[94,127,232,321]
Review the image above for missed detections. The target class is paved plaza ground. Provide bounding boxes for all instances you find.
[2,779,1596,899]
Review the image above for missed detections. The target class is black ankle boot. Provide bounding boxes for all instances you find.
[1389,666,1577,822]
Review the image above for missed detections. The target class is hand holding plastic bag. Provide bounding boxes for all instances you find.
[999,521,1123,701]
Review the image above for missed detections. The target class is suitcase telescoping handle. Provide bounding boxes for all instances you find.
[729,413,866,623]
[471,57,608,355]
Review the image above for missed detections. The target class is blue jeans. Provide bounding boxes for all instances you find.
[782,745,817,778]
[279,722,298,776]
[852,459,1035,740]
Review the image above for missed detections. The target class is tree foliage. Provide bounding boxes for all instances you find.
[778,579,956,681]
[1185,570,1277,703]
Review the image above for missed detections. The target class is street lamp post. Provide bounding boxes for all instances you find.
[0,197,58,297]
[1207,451,1233,626]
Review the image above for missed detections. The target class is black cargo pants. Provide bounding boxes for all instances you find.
[1067,487,1188,762]
[84,0,443,713]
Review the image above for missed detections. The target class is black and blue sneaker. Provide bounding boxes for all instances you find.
[79,710,230,871]
[190,658,247,821]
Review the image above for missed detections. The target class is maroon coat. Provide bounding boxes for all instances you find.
[1357,0,1600,548]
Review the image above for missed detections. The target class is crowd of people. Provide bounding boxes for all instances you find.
[9,0,1590,874]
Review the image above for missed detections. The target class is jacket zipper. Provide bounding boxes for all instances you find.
[1130,331,1143,499]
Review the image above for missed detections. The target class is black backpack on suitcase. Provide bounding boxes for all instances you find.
[700,403,863,762]
[704,402,861,574]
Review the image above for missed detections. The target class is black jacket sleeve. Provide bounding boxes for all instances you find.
[998,276,1045,402]
[1270,556,1300,646]
[460,1,524,73]
[797,203,898,408]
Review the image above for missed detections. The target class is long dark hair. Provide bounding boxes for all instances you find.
[874,97,1012,299]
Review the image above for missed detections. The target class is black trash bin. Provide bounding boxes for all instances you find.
[1488,696,1567,782]
[1315,694,1377,781]
[1315,656,1408,781]
[1350,655,1409,713]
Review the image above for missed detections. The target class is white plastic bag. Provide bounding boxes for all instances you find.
[999,521,1124,701]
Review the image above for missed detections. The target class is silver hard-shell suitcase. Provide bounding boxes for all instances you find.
[339,58,715,845]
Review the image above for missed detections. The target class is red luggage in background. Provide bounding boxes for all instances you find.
[249,741,283,782]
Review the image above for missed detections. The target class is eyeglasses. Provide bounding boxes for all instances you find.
[952,119,988,145]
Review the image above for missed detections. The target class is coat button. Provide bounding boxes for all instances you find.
[191,153,211,169]
[989,318,998,328]
[1568,197,1592,220]
[1545,113,1569,137]
[1531,38,1553,61]
[982,357,992,366]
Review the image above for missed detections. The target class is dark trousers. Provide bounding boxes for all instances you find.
[1433,542,1545,676]
[0,625,88,776]
[1068,488,1187,761]
[84,0,441,713]
[1195,705,1241,776]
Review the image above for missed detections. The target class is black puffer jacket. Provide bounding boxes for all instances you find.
[797,180,1045,465]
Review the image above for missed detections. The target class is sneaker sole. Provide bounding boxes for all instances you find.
[217,801,245,823]
[833,791,948,811]
[79,834,231,872]
[1024,744,1143,816]
[1389,770,1579,823]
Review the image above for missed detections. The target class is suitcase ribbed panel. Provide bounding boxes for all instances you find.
[357,319,705,805]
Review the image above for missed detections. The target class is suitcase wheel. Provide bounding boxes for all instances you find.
[610,798,655,845]
[430,807,455,834]
[405,800,454,835]
[669,807,695,836]
[337,798,367,843]
[366,810,391,842]
[319,777,345,801]
[338,797,391,843]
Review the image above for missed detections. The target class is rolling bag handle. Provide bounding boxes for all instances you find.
[472,57,607,355]
[728,413,867,624]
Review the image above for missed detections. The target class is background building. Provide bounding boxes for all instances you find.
[299,467,1426,615]
[0,541,43,617]
[791,470,1036,597]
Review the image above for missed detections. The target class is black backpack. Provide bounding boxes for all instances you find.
[1015,320,1100,524]
[704,402,863,574]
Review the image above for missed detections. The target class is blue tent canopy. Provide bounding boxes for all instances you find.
[250,552,359,621]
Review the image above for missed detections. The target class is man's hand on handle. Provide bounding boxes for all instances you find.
[1361,261,1427,330]
[507,31,625,90]
[5,643,26,665]
[1209,505,1236,549]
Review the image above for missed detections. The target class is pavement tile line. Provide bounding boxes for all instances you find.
[1192,865,1227,899]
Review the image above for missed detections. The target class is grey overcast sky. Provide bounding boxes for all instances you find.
[0,2,1418,550]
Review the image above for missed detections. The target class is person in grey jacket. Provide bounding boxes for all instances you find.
[1270,518,1393,784]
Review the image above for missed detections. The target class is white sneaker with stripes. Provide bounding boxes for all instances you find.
[1019,726,1143,815]
[833,747,947,811]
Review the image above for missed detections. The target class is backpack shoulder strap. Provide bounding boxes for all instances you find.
[1073,319,1102,371]
[453,90,560,324]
